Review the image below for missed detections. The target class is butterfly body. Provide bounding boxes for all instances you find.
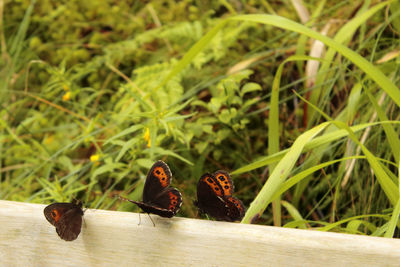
[43,201,83,241]
[195,171,245,222]
[120,161,182,218]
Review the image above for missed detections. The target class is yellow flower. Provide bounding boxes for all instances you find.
[146,139,151,148]
[90,154,100,162]
[144,127,151,148]
[62,91,71,101]
[43,135,54,145]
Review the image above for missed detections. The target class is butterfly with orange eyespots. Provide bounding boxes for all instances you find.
[195,170,245,222]
[43,200,84,241]
[119,161,183,219]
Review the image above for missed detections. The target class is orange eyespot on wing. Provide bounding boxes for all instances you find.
[213,170,233,196]
[43,201,84,241]
[50,209,62,223]
[196,170,245,222]
[169,191,178,203]
[202,175,223,197]
[168,191,180,210]
[128,161,182,219]
[153,166,169,187]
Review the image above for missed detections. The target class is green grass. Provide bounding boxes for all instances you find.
[1,1,400,237]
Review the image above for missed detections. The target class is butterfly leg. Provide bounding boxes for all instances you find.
[138,213,141,226]
[147,213,155,227]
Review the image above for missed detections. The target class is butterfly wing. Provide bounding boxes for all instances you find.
[213,170,245,221]
[133,188,182,218]
[151,187,182,216]
[195,173,232,221]
[213,170,234,197]
[120,188,182,218]
[142,161,172,203]
[44,202,81,226]
[120,161,182,218]
[196,172,246,222]
[225,196,245,222]
[43,202,83,241]
[55,208,83,241]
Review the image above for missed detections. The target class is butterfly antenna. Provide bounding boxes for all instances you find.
[117,195,129,202]
[147,213,155,227]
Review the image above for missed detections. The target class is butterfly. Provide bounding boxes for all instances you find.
[194,170,245,222]
[43,200,84,241]
[119,160,182,219]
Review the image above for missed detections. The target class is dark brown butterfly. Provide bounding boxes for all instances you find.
[119,160,182,218]
[43,200,84,241]
[194,170,245,222]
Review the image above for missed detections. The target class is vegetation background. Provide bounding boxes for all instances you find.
[1,0,400,237]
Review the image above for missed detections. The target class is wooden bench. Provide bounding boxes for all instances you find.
[0,200,399,266]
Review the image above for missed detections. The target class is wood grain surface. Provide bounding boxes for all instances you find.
[0,200,399,266]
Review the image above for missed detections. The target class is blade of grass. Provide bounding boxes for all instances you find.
[0,118,27,146]
[346,220,377,234]
[281,200,307,229]
[294,0,326,76]
[269,55,324,226]
[104,125,144,145]
[385,198,400,237]
[241,122,329,224]
[157,4,398,112]
[232,121,400,175]
[384,162,400,237]
[294,90,399,205]
[229,9,400,108]
[318,214,389,232]
[309,1,387,124]
[270,156,366,203]
[364,88,400,164]
[155,20,229,91]
[2,0,36,98]
[157,8,400,112]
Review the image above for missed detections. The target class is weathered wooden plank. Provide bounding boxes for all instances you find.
[0,200,399,266]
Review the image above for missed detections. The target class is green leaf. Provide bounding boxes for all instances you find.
[152,147,194,165]
[156,20,229,90]
[92,162,125,179]
[115,139,139,162]
[281,200,307,229]
[240,82,262,96]
[105,125,144,145]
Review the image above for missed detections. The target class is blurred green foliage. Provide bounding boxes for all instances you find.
[1,0,400,236]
